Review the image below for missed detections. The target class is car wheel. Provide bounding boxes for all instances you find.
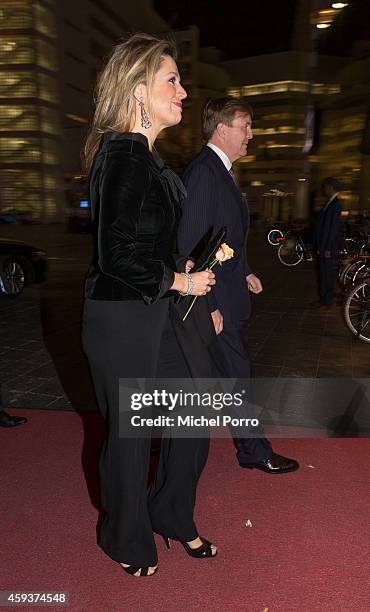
[0,257,26,298]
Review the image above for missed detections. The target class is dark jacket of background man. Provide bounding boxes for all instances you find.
[313,179,342,307]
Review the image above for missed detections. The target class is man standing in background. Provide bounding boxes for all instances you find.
[313,177,342,310]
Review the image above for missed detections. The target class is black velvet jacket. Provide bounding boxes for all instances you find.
[85,132,186,303]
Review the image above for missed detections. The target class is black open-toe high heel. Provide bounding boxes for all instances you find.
[121,564,158,577]
[161,535,217,559]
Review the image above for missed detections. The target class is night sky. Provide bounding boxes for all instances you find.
[154,0,299,59]
[154,0,370,59]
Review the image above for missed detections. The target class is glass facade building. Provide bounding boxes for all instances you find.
[0,0,62,221]
[222,0,370,222]
[227,67,370,221]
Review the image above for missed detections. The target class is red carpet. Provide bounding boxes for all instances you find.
[1,410,369,611]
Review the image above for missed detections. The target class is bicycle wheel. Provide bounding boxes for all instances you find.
[342,260,365,288]
[358,241,367,255]
[277,235,303,266]
[344,281,370,343]
[267,228,284,246]
[352,263,370,286]
[339,260,354,284]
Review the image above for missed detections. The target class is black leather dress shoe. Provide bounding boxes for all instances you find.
[0,411,28,428]
[240,452,299,474]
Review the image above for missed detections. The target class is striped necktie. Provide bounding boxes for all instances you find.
[229,167,238,186]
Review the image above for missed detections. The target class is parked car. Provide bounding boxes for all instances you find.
[0,239,47,298]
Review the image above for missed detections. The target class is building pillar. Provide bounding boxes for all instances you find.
[294,179,310,220]
[280,197,290,222]
[271,197,280,221]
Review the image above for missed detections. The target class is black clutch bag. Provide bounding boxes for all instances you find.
[175,226,227,303]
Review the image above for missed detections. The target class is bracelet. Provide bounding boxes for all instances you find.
[178,272,193,296]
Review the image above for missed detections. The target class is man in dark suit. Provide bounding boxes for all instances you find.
[178,97,298,474]
[313,177,342,309]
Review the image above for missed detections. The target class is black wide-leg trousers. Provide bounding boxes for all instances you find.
[82,298,209,567]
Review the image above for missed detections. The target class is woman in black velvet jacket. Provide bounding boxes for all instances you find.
[82,34,217,577]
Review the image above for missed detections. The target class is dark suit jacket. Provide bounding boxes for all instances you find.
[313,195,342,254]
[178,146,251,323]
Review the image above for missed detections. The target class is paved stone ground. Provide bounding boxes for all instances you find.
[0,225,369,427]
[0,224,93,411]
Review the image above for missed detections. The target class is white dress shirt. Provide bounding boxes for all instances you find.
[207,143,232,171]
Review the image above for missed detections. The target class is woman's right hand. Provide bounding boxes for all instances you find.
[171,268,216,295]
[172,269,216,296]
[189,269,216,296]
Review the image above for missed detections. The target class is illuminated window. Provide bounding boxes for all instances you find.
[42,138,60,165]
[0,105,60,135]
[44,173,58,190]
[253,126,305,136]
[0,72,37,98]
[261,112,305,121]
[312,83,340,94]
[0,138,41,163]
[0,169,42,189]
[228,88,242,98]
[0,168,58,216]
[44,197,57,215]
[0,72,58,102]
[311,8,337,25]
[0,105,39,130]
[321,137,362,151]
[0,36,58,69]
[262,142,303,149]
[228,81,340,98]
[0,2,33,29]
[0,168,42,213]
[240,81,310,96]
[0,37,34,64]
[0,1,56,37]
[321,115,366,136]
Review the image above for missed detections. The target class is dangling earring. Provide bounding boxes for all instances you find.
[139,96,152,129]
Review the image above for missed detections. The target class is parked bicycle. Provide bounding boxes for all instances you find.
[267,227,313,266]
[338,255,370,290]
[268,226,367,268]
[344,274,370,343]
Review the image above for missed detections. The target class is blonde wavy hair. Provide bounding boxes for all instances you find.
[84,33,177,172]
